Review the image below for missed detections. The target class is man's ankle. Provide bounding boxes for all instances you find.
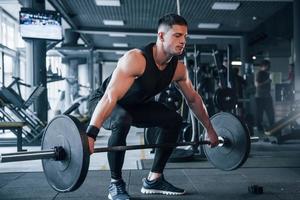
[147,172,162,181]
[111,178,120,183]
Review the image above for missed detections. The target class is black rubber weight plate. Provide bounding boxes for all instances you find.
[41,115,90,192]
[203,112,250,170]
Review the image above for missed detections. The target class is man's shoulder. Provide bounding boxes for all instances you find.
[121,49,146,63]
[125,48,144,57]
[118,49,146,76]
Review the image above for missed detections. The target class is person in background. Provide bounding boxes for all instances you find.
[255,59,275,131]
[232,67,247,117]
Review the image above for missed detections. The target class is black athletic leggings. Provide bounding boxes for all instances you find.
[89,99,182,180]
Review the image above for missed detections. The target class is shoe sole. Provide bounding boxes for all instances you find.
[141,187,185,195]
[108,194,130,200]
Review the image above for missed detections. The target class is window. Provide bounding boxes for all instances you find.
[3,54,13,86]
[1,16,16,49]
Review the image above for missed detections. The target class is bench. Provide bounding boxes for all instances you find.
[0,122,26,152]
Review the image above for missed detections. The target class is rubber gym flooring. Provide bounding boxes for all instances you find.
[1,139,300,200]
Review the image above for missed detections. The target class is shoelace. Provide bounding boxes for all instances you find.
[114,182,128,194]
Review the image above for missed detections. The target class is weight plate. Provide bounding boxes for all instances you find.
[158,89,182,111]
[214,88,237,111]
[41,115,90,192]
[181,122,192,142]
[144,127,161,145]
[203,112,250,170]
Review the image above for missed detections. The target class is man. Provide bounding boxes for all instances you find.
[255,59,275,131]
[86,13,219,200]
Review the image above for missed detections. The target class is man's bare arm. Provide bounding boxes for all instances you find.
[173,63,212,130]
[173,62,218,147]
[89,50,146,129]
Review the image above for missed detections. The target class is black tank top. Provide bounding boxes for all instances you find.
[96,43,178,105]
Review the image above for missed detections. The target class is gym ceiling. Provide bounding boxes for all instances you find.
[7,0,295,62]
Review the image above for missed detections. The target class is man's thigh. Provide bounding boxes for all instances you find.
[125,101,182,128]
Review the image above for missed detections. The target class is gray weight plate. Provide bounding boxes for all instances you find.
[41,115,90,192]
[203,112,250,170]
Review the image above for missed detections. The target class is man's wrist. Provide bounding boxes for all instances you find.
[86,125,99,141]
[205,123,214,132]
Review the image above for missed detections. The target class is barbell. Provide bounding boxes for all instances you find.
[0,112,250,193]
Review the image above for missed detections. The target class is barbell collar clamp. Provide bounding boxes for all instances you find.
[54,146,66,161]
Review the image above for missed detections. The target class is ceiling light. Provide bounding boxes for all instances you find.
[198,23,220,29]
[116,51,127,55]
[212,2,240,10]
[231,61,242,66]
[108,33,127,37]
[113,43,128,47]
[103,20,124,26]
[189,35,207,39]
[95,0,120,6]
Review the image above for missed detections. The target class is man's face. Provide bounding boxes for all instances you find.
[160,24,188,55]
[260,65,267,71]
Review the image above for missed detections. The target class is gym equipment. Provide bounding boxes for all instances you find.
[181,122,192,142]
[0,78,46,144]
[186,44,205,155]
[203,112,250,170]
[275,83,294,102]
[264,110,300,144]
[0,121,25,151]
[265,110,300,136]
[0,112,250,192]
[214,87,237,111]
[212,49,237,111]
[144,127,161,148]
[42,115,89,192]
[157,85,182,111]
[248,185,264,194]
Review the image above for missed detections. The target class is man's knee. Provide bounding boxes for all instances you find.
[111,111,132,130]
[108,112,132,146]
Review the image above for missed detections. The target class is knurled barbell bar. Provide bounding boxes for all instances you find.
[0,112,251,193]
[0,137,225,162]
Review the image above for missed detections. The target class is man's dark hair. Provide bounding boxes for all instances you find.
[158,13,188,29]
[261,59,270,67]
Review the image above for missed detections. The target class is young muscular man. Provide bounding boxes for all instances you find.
[86,13,219,200]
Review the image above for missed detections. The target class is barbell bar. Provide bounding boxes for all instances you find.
[0,138,225,163]
[1,149,57,162]
[0,112,251,193]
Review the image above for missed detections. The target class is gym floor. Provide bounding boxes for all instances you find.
[0,128,300,200]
